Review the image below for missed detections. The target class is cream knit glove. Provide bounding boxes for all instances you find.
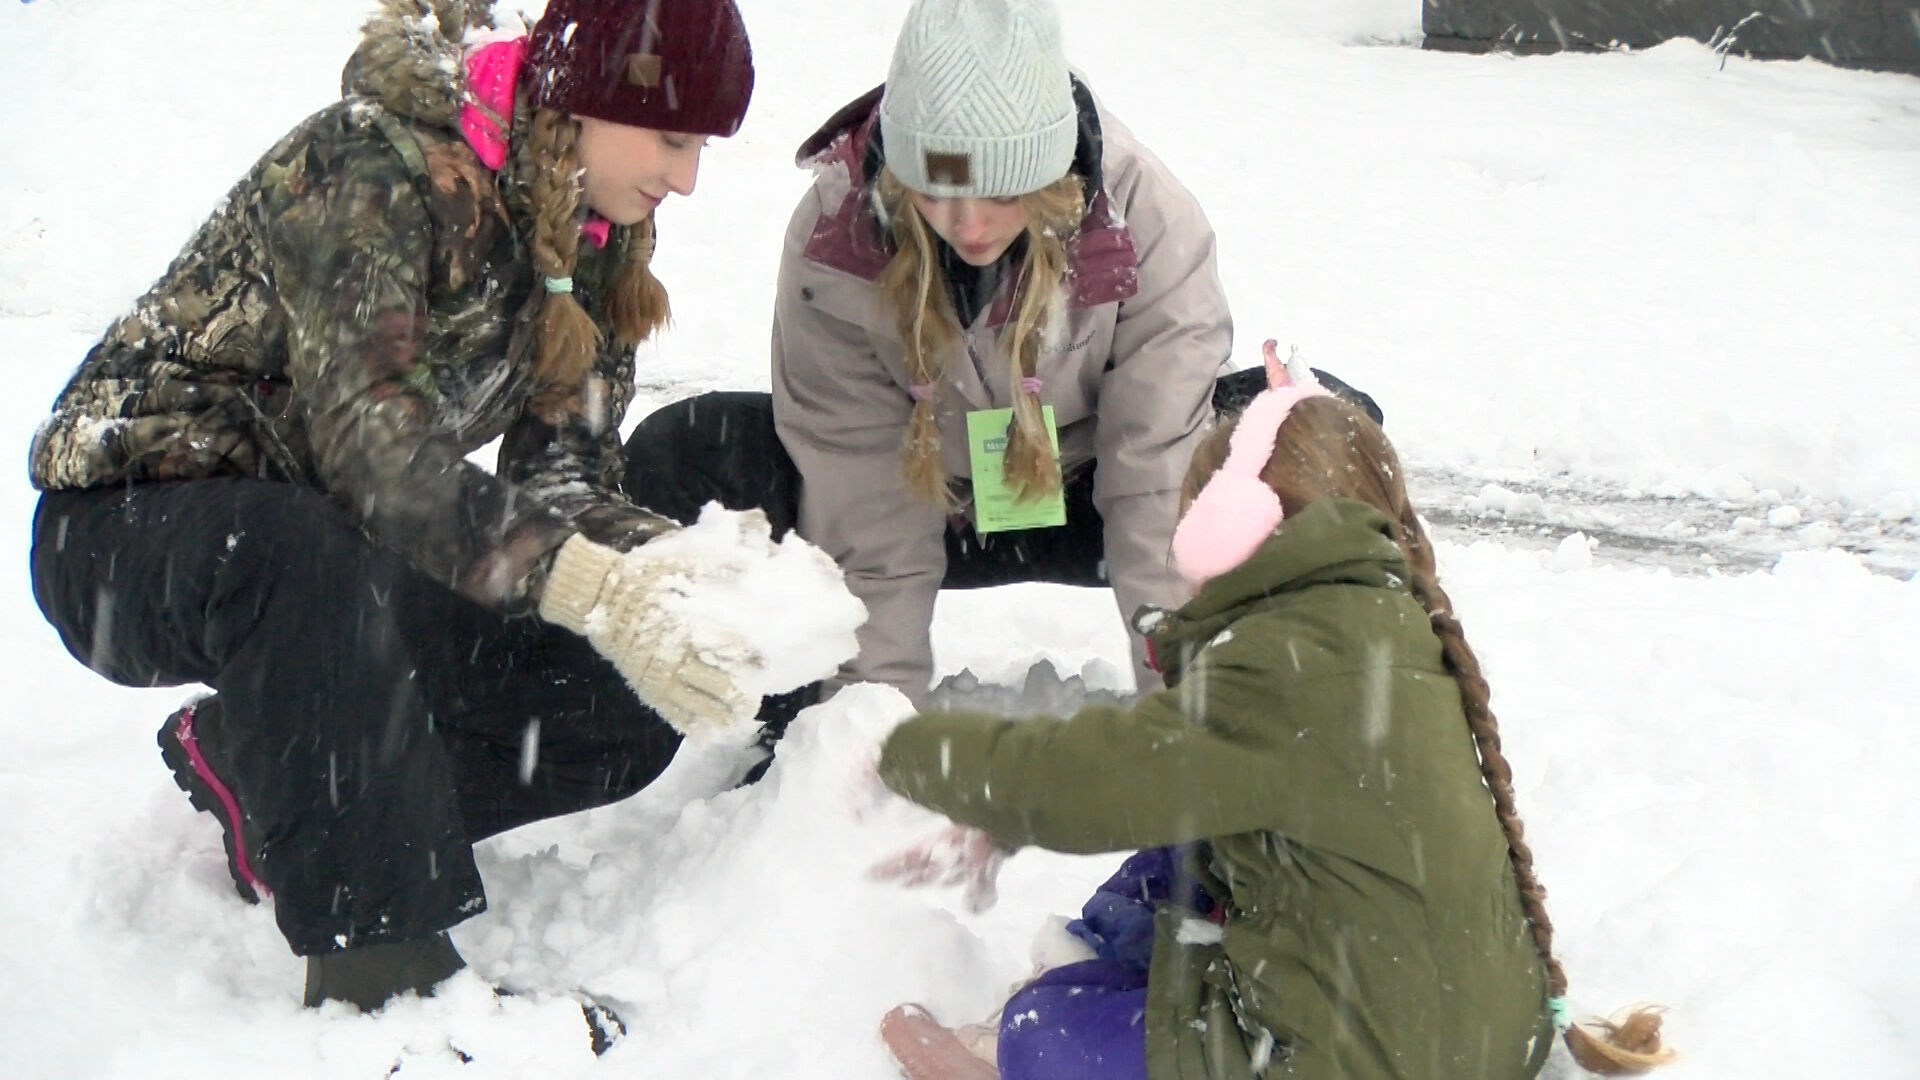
[538,533,760,737]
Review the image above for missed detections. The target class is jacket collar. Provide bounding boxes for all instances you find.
[1141,500,1414,685]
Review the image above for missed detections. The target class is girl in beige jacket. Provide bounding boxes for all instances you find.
[628,0,1374,714]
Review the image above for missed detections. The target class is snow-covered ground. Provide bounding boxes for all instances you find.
[3,2,1917,1078]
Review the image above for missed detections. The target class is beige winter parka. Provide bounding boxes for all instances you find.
[771,87,1234,702]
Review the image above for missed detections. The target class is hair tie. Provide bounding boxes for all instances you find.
[544,276,575,295]
[909,383,936,403]
[1020,376,1044,396]
[1547,997,1573,1032]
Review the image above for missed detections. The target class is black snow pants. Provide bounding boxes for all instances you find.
[31,478,679,956]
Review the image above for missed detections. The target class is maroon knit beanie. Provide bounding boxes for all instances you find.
[526,0,755,138]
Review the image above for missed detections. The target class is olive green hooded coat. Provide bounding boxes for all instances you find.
[880,499,1554,1079]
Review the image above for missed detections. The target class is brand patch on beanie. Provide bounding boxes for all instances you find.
[626,53,663,88]
[925,151,973,187]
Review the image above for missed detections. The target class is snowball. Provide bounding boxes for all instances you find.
[620,505,868,702]
[1766,505,1804,528]
[1545,531,1596,572]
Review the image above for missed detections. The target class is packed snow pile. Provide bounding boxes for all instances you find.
[461,683,1072,1077]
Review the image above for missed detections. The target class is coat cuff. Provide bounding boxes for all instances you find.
[536,533,622,635]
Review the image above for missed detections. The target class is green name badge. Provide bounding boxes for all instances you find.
[966,406,1068,534]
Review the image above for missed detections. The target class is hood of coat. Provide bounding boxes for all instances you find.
[339,0,496,129]
[337,2,571,252]
[1141,499,1415,684]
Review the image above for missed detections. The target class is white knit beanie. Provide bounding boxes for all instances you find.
[879,0,1078,199]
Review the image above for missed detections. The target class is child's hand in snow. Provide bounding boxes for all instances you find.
[869,826,1010,913]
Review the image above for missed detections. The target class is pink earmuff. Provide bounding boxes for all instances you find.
[1170,346,1330,589]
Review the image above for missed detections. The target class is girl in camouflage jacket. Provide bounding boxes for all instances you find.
[27,0,764,1026]
[873,344,1675,1079]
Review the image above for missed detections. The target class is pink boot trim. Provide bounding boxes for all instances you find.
[174,709,271,899]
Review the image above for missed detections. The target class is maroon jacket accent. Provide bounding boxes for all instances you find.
[796,93,1140,327]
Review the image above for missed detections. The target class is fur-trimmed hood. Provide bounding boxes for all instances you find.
[340,0,500,128]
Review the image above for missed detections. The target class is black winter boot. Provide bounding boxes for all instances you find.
[304,934,627,1055]
[158,696,269,904]
[303,932,467,1011]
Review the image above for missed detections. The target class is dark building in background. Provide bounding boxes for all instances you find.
[1424,1,1920,75]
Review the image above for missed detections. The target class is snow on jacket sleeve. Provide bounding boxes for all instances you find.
[771,192,948,702]
[1091,130,1234,677]
[265,132,577,612]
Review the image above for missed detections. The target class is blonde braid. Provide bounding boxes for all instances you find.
[878,169,958,507]
[1398,526,1566,991]
[609,215,671,347]
[998,174,1083,502]
[524,109,600,391]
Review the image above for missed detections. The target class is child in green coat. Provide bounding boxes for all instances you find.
[872,343,1672,1079]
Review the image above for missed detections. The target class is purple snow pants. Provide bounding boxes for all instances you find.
[997,959,1150,1080]
[997,847,1214,1080]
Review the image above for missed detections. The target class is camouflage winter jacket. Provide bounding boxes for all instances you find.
[27,12,671,612]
